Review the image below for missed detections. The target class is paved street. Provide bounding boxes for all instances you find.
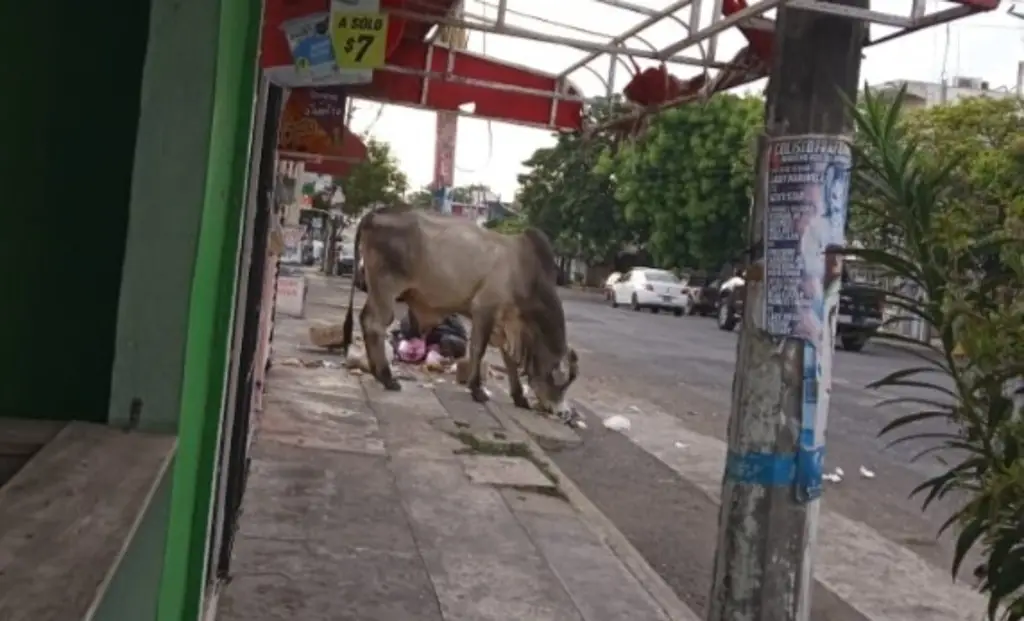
[550,290,981,620]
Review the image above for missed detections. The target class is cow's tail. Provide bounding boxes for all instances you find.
[340,212,368,355]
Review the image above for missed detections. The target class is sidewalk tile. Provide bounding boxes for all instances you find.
[390,457,584,621]
[515,510,672,621]
[219,537,441,621]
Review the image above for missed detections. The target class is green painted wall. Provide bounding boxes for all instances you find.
[91,464,174,621]
[156,0,263,617]
[105,0,225,433]
[0,0,150,422]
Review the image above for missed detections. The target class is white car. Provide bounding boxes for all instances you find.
[610,267,692,315]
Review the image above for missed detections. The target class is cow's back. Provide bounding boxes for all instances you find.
[362,209,514,314]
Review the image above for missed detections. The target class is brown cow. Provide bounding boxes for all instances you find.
[340,206,579,419]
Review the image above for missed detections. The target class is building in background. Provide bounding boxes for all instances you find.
[875,63,1023,109]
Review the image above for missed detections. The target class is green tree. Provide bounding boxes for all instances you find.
[515,97,637,265]
[339,138,409,219]
[407,187,435,209]
[604,93,762,271]
[848,95,1024,252]
[451,183,495,203]
[848,86,1024,620]
[488,214,528,235]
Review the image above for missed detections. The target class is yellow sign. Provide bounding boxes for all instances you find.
[330,12,389,70]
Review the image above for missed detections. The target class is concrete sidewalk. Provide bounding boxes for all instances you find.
[215,271,698,621]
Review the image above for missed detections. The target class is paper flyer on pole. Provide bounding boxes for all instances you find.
[762,134,852,501]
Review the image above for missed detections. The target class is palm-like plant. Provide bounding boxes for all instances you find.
[843,84,1024,620]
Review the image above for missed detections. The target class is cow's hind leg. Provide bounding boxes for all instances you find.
[360,292,401,391]
[467,307,497,403]
[501,348,530,410]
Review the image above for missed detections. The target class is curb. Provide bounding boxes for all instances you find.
[486,402,703,621]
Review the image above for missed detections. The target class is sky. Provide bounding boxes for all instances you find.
[347,0,1024,200]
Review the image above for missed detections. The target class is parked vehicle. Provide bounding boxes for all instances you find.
[610,267,692,315]
[835,272,885,351]
[603,271,622,301]
[687,275,721,316]
[714,268,885,351]
[334,241,356,276]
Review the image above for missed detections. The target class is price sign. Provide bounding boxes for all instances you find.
[330,12,388,69]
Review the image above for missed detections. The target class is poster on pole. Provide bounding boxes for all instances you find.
[763,135,851,345]
[762,134,852,502]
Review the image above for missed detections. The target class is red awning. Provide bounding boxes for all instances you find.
[350,42,583,131]
[260,0,583,131]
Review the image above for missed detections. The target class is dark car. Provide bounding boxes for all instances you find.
[835,273,885,351]
[714,268,885,352]
[688,276,721,316]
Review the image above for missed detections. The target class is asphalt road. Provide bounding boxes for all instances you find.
[548,289,975,620]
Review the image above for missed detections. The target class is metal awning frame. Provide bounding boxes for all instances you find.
[395,0,999,100]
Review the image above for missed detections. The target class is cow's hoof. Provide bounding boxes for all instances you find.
[382,378,402,391]
[470,387,490,403]
[512,394,531,410]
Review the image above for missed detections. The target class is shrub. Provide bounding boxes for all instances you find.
[845,85,1024,620]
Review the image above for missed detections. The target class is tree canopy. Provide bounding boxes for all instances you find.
[848,95,1024,252]
[337,137,408,217]
[601,94,761,271]
[514,94,761,272]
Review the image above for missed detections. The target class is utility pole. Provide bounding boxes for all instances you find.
[707,2,867,620]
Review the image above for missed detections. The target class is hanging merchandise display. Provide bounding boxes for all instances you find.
[277,87,368,177]
[262,0,398,87]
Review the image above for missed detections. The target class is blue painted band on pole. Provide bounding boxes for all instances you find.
[795,443,825,501]
[725,447,825,488]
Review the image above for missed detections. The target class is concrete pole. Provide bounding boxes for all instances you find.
[707,3,868,620]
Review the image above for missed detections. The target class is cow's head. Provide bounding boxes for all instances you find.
[528,347,579,418]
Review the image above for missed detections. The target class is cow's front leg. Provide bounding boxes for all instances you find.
[467,307,496,403]
[501,348,530,410]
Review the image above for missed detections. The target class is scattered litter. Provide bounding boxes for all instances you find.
[301,359,322,368]
[674,441,689,449]
[483,387,492,398]
[823,466,844,483]
[628,405,641,412]
[308,323,346,349]
[424,350,445,372]
[603,415,632,431]
[859,466,876,479]
[279,357,302,367]
[348,368,364,376]
[559,406,586,429]
[344,351,369,371]
[397,338,426,363]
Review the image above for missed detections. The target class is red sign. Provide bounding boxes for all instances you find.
[434,111,458,189]
[278,87,367,177]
